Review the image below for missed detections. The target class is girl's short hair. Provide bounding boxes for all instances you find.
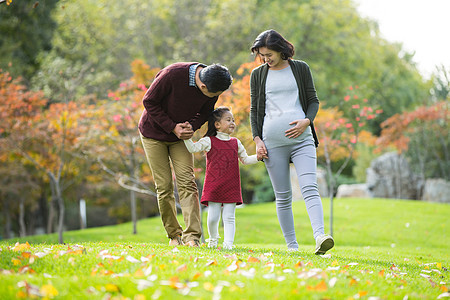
[205,106,231,137]
[250,29,295,60]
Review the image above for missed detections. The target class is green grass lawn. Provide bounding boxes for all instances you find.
[1,198,449,299]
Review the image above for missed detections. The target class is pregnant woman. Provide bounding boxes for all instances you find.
[249,29,334,255]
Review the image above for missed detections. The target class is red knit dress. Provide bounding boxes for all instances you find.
[200,136,243,206]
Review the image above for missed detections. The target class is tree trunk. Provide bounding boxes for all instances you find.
[56,188,65,244]
[19,198,26,237]
[131,189,137,234]
[3,199,11,239]
[47,198,56,234]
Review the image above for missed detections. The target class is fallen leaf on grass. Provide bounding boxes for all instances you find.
[441,286,449,292]
[247,256,260,263]
[126,255,140,263]
[306,280,327,291]
[12,258,22,266]
[349,278,358,286]
[134,294,146,300]
[13,242,31,252]
[17,281,40,298]
[378,270,385,277]
[176,264,188,272]
[390,264,399,271]
[328,277,337,288]
[134,268,145,277]
[294,261,304,268]
[358,290,368,297]
[226,261,239,272]
[203,282,214,292]
[205,259,218,266]
[18,265,36,274]
[135,279,154,291]
[40,284,59,298]
[104,283,120,293]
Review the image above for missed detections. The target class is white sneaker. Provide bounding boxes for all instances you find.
[207,238,218,248]
[222,243,235,250]
[315,234,334,255]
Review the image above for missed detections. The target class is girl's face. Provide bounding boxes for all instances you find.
[257,47,288,70]
[215,111,235,135]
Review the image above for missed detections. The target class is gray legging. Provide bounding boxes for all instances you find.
[264,139,325,249]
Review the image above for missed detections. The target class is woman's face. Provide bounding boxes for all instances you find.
[257,47,287,69]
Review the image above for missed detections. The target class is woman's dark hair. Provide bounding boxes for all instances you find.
[205,107,231,137]
[199,64,233,93]
[250,29,295,60]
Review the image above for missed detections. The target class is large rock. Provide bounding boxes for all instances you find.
[366,152,421,199]
[336,183,370,198]
[422,178,450,203]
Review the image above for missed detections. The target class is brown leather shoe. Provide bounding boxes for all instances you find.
[186,240,200,247]
[169,235,183,246]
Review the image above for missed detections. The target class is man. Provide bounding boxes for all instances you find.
[139,62,232,247]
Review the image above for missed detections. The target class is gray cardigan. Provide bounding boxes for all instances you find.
[250,59,320,147]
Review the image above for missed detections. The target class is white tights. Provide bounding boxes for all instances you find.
[207,202,236,248]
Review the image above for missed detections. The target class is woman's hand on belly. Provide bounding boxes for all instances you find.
[285,118,310,139]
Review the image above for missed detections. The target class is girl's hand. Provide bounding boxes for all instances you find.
[285,118,310,139]
[254,136,268,160]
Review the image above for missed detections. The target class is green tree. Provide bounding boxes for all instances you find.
[0,0,59,82]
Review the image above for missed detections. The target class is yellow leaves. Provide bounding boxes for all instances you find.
[437,262,443,269]
[134,294,146,300]
[12,258,22,266]
[40,284,59,298]
[203,282,215,292]
[134,268,145,277]
[105,283,120,293]
[247,256,260,263]
[13,242,31,252]
[306,280,328,291]
[294,260,304,268]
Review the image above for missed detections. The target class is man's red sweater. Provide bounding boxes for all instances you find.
[138,62,218,142]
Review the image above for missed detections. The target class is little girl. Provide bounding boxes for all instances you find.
[184,107,259,249]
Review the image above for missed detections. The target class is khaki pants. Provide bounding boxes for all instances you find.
[140,134,201,243]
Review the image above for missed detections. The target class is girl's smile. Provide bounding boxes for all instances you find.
[215,111,236,135]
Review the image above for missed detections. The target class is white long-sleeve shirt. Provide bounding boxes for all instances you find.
[184,132,259,165]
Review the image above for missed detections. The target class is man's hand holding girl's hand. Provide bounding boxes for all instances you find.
[173,122,193,140]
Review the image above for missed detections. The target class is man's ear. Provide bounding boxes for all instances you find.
[199,83,208,91]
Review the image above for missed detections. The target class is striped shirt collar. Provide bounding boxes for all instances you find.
[189,64,206,86]
[189,64,203,87]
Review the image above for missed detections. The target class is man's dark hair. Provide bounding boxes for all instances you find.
[250,29,295,60]
[199,64,233,93]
